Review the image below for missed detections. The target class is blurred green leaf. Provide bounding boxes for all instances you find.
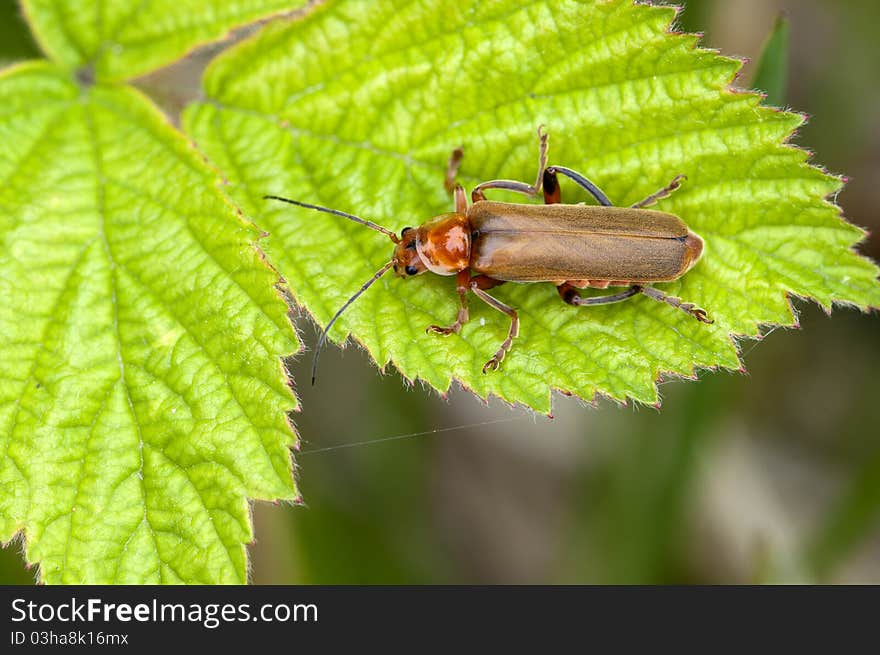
[21,0,305,82]
[0,63,298,583]
[0,540,33,584]
[0,1,39,62]
[807,453,880,580]
[561,379,727,583]
[185,0,880,413]
[752,12,790,106]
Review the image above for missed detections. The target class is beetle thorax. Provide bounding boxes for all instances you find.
[415,213,471,276]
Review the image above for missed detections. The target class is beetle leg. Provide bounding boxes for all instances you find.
[542,167,562,204]
[427,269,471,335]
[557,283,641,306]
[472,179,537,203]
[639,285,714,323]
[631,175,687,209]
[534,124,549,191]
[471,126,549,203]
[470,275,506,291]
[453,184,468,214]
[558,282,713,323]
[445,146,464,194]
[545,166,613,206]
[470,279,519,373]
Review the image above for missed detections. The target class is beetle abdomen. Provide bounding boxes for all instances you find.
[468,201,699,283]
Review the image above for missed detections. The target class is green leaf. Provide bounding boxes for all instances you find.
[21,0,306,82]
[185,0,880,414]
[752,12,790,106]
[0,62,298,583]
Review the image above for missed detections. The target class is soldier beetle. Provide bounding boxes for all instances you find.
[266,128,712,384]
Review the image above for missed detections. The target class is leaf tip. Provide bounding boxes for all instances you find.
[793,110,811,126]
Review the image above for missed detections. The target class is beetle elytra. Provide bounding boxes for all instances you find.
[266,127,712,383]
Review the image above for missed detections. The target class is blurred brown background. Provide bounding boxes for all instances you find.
[1,0,878,584]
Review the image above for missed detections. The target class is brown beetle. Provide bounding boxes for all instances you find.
[266,128,711,383]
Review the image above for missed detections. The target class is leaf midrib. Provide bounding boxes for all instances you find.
[84,99,163,584]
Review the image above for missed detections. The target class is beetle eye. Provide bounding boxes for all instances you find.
[401,226,413,237]
[405,265,418,276]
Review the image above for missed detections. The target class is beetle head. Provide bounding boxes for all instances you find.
[392,227,428,278]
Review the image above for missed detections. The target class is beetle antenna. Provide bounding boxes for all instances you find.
[312,260,395,385]
[264,195,400,243]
